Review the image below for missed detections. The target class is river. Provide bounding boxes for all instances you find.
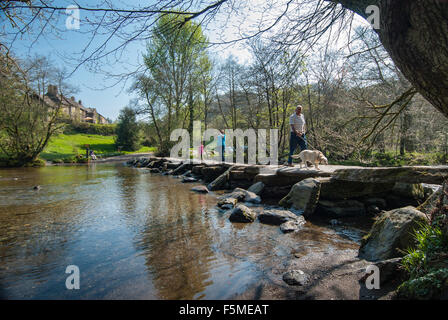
[0,163,366,299]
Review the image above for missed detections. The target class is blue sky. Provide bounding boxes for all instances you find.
[5,0,367,121]
[5,0,255,121]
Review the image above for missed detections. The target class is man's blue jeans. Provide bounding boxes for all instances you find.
[288,133,307,164]
[220,144,225,162]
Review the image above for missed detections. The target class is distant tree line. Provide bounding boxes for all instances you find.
[131,18,447,165]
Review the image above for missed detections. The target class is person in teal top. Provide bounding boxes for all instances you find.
[218,129,226,162]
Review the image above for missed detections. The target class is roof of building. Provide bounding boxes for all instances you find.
[39,87,108,122]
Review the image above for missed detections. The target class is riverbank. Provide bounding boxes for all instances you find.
[45,152,155,166]
[40,132,154,163]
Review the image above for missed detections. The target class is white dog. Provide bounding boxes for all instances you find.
[291,150,328,170]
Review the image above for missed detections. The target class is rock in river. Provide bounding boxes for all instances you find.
[247,181,265,195]
[229,204,256,223]
[191,186,209,193]
[258,209,301,225]
[282,269,310,286]
[217,197,238,210]
[317,199,366,217]
[278,178,321,218]
[182,177,198,183]
[280,217,306,233]
[358,206,428,261]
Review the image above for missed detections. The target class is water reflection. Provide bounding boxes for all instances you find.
[0,164,366,299]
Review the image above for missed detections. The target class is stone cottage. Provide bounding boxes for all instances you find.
[42,85,109,124]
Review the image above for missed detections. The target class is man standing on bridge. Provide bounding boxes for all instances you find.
[286,105,307,167]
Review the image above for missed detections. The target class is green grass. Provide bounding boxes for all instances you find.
[41,133,154,161]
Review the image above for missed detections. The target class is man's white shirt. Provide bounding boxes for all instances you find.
[290,113,305,133]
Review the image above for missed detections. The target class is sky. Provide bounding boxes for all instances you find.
[4,0,369,121]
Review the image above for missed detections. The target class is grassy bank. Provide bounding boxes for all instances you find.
[41,133,154,162]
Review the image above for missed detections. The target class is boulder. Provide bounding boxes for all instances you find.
[191,186,209,193]
[417,183,447,215]
[422,183,440,199]
[254,168,330,187]
[191,165,205,175]
[333,166,448,185]
[319,177,395,200]
[171,162,191,175]
[317,199,366,217]
[166,162,182,169]
[359,257,405,285]
[363,198,388,210]
[234,188,261,204]
[258,209,301,225]
[261,186,292,199]
[220,188,261,204]
[182,177,198,183]
[207,166,233,191]
[282,269,310,286]
[181,170,192,177]
[358,206,428,261]
[280,217,306,233]
[202,165,227,183]
[278,178,321,218]
[391,183,425,200]
[217,197,238,210]
[229,204,256,223]
[247,181,265,195]
[366,205,381,216]
[229,169,256,181]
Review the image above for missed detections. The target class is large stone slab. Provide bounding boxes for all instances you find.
[358,206,428,261]
[279,178,321,218]
[207,166,233,191]
[333,166,448,184]
[201,165,227,182]
[276,167,332,178]
[254,168,331,187]
[319,177,395,200]
[317,199,366,217]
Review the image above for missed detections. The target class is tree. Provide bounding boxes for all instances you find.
[0,53,67,166]
[133,13,210,155]
[115,107,141,151]
[3,1,448,120]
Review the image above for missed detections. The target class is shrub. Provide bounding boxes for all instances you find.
[115,107,141,151]
[63,122,117,136]
[398,184,448,299]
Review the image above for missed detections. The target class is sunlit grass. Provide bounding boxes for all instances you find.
[41,133,154,161]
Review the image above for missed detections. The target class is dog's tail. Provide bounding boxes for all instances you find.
[291,154,301,160]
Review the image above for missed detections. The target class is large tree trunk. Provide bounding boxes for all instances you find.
[336,0,448,118]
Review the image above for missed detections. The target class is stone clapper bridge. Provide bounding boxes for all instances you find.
[128,157,448,296]
[128,156,446,227]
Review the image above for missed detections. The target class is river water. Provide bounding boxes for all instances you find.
[0,164,366,299]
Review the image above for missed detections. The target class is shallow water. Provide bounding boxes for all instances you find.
[0,164,367,299]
